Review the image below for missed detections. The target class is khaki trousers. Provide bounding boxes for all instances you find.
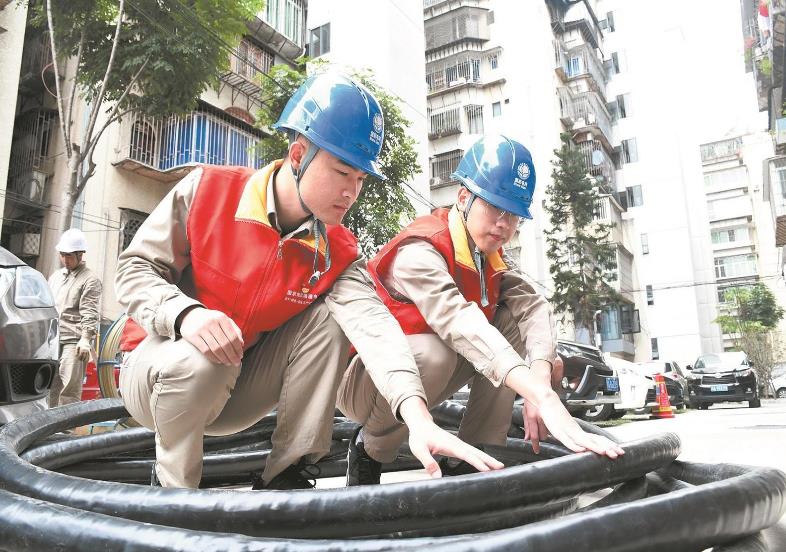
[119,299,350,488]
[337,306,519,463]
[49,343,85,407]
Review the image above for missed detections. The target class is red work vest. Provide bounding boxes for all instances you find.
[122,161,358,349]
[368,207,508,335]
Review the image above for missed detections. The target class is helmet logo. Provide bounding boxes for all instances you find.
[514,162,531,191]
[369,112,384,147]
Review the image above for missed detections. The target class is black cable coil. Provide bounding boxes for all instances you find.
[0,398,783,551]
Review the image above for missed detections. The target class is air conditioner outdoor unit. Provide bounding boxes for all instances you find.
[429,176,443,187]
[9,233,41,256]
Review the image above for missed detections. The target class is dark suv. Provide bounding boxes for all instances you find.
[687,352,759,409]
[556,340,620,418]
[0,247,58,423]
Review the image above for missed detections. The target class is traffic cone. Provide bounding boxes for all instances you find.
[651,374,675,419]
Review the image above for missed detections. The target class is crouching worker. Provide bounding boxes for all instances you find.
[115,73,502,489]
[339,135,624,486]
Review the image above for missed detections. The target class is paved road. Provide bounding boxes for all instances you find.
[607,399,786,550]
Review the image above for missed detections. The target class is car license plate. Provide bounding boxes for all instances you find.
[710,384,728,392]
[605,377,619,392]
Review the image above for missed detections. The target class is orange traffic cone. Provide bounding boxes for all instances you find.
[651,374,675,419]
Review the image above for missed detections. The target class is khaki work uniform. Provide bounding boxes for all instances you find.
[48,262,102,406]
[337,231,556,463]
[116,167,426,488]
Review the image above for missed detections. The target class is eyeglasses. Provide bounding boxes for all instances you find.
[480,199,521,224]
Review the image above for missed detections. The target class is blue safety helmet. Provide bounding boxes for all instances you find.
[451,134,536,219]
[273,72,386,180]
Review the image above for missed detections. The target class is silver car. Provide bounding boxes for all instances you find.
[0,246,58,423]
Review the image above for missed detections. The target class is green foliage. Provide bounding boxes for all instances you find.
[257,63,419,256]
[31,0,263,117]
[716,284,785,396]
[544,133,619,335]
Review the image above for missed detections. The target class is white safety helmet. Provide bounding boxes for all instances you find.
[55,228,88,253]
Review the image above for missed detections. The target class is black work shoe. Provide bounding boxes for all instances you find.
[346,427,382,486]
[250,461,320,490]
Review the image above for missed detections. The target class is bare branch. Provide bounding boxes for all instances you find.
[85,108,134,164]
[45,0,72,160]
[97,55,149,137]
[81,0,126,156]
[65,28,87,142]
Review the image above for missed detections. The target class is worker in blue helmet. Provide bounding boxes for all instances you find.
[116,72,502,490]
[340,135,624,486]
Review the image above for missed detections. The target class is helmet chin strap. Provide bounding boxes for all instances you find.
[289,134,331,286]
[462,190,489,307]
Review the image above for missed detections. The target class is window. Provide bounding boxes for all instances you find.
[129,119,156,166]
[430,149,463,186]
[429,106,461,137]
[622,138,638,164]
[711,227,749,245]
[607,12,616,32]
[616,94,630,119]
[651,338,659,360]
[611,52,622,74]
[641,233,649,254]
[119,209,149,256]
[568,56,581,77]
[309,23,330,57]
[774,160,786,198]
[492,102,502,117]
[488,53,499,70]
[465,105,484,134]
[703,166,747,188]
[714,254,757,279]
[626,185,643,207]
[264,0,305,47]
[646,285,654,305]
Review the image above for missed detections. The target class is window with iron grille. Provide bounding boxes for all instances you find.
[235,39,274,81]
[119,209,150,256]
[430,150,463,186]
[465,104,484,134]
[429,107,461,137]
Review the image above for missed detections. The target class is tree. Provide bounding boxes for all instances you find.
[257,63,419,257]
[544,133,619,342]
[716,284,785,396]
[30,0,263,233]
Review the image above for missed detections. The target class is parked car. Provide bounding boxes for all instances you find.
[0,246,58,423]
[686,352,760,409]
[602,355,657,419]
[556,340,621,421]
[770,367,786,399]
[635,360,688,409]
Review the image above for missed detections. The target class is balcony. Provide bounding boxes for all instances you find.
[18,32,64,97]
[594,195,625,247]
[425,5,490,52]
[219,39,273,111]
[430,149,463,189]
[114,106,266,183]
[425,48,504,95]
[6,109,57,208]
[575,140,615,191]
[428,106,462,140]
[252,0,306,61]
[563,2,602,50]
[700,137,742,165]
[707,195,753,222]
[558,87,613,149]
[559,43,607,93]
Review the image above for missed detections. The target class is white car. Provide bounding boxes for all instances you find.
[580,355,656,421]
[771,369,786,399]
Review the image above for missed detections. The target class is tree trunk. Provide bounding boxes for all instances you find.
[58,161,80,234]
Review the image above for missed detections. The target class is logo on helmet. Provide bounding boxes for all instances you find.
[373,113,384,134]
[517,163,530,181]
[369,112,384,147]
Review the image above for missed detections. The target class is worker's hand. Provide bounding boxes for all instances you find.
[399,396,504,478]
[523,360,552,454]
[536,392,624,458]
[506,367,625,459]
[179,307,244,366]
[75,338,92,362]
